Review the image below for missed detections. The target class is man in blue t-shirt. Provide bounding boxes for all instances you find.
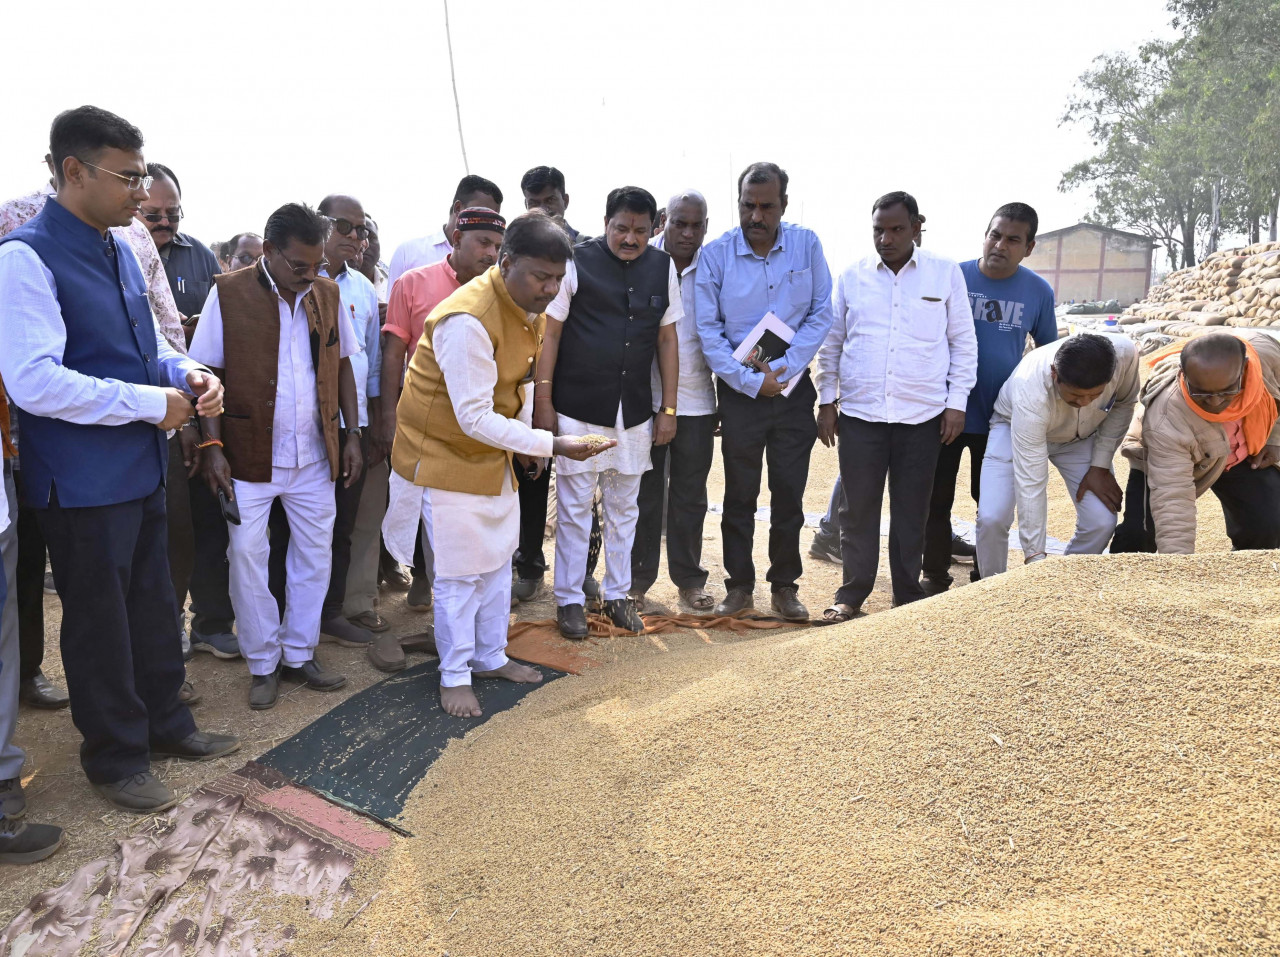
[922,203,1058,593]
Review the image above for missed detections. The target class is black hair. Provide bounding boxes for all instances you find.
[263,203,330,250]
[49,105,144,185]
[520,166,567,196]
[1054,333,1117,389]
[225,231,261,255]
[145,162,181,195]
[502,210,574,263]
[453,174,503,207]
[1182,332,1248,370]
[737,162,788,198]
[872,191,920,222]
[990,202,1039,242]
[604,186,657,223]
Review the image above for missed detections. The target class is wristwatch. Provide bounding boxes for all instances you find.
[346,427,362,436]
[659,406,677,416]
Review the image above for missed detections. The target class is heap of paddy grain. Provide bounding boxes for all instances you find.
[320,551,1280,957]
[1122,239,1280,338]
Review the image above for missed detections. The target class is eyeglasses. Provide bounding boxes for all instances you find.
[1181,370,1244,401]
[231,252,258,267]
[326,216,369,240]
[81,162,153,191]
[140,207,183,224]
[274,251,328,276]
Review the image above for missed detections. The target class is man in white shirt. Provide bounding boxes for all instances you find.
[976,333,1138,575]
[629,190,717,611]
[386,175,503,289]
[816,191,977,620]
[534,187,681,639]
[192,203,363,710]
[385,212,612,717]
[267,195,383,648]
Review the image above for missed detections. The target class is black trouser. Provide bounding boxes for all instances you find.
[922,432,988,581]
[166,436,194,636]
[13,470,47,682]
[187,474,234,635]
[515,464,551,580]
[270,433,367,621]
[38,483,195,783]
[835,413,942,610]
[1112,464,1280,553]
[717,373,818,593]
[631,413,716,594]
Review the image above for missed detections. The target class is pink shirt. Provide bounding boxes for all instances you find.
[383,256,460,359]
[1224,418,1248,470]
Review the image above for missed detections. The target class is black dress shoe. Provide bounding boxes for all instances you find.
[151,730,241,762]
[557,603,589,640]
[714,588,754,617]
[249,672,280,710]
[281,659,347,692]
[951,533,976,562]
[602,598,644,634]
[770,587,809,621]
[921,574,953,597]
[19,673,69,710]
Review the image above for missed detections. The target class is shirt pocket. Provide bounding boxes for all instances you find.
[627,287,663,323]
[782,267,813,315]
[902,296,948,345]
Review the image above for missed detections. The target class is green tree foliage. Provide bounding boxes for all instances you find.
[1062,0,1280,265]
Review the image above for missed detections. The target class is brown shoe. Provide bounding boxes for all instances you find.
[399,629,437,654]
[713,588,754,617]
[367,634,406,673]
[770,587,809,621]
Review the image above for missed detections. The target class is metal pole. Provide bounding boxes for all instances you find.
[443,0,470,174]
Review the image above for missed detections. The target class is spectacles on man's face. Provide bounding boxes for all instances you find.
[1181,369,1244,401]
[326,216,370,241]
[232,252,258,266]
[273,249,328,277]
[140,207,183,224]
[81,161,153,192]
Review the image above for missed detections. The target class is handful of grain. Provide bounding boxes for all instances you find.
[577,433,612,450]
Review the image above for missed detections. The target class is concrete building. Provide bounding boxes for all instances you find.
[1024,223,1155,305]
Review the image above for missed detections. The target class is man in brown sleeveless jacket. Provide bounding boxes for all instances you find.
[384,212,612,718]
[192,203,363,710]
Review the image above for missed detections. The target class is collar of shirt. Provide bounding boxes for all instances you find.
[732,225,785,260]
[169,232,193,249]
[652,233,701,278]
[871,243,919,273]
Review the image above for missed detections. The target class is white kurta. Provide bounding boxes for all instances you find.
[383,312,554,577]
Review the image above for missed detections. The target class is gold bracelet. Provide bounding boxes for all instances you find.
[536,379,553,385]
[659,406,677,416]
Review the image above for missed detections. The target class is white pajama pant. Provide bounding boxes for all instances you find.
[420,494,510,688]
[227,461,336,676]
[975,421,1118,577]
[554,469,641,606]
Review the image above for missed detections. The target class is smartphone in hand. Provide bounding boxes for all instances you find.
[217,487,241,526]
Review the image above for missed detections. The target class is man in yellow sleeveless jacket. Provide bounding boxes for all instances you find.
[385,212,612,718]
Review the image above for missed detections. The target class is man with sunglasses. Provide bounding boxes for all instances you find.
[266,195,382,650]
[221,232,263,273]
[0,106,236,813]
[191,203,363,711]
[1114,330,1280,554]
[137,164,221,323]
[975,332,1139,577]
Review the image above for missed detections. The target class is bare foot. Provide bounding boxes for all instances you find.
[473,660,543,684]
[440,684,482,718]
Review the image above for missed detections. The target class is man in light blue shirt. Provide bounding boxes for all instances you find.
[694,162,833,621]
[268,195,381,649]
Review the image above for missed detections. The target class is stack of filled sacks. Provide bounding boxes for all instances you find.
[1121,240,1280,338]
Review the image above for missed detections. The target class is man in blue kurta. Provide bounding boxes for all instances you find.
[0,106,239,814]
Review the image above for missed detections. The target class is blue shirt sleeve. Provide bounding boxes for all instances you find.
[773,232,834,382]
[695,240,765,398]
[1030,280,1059,347]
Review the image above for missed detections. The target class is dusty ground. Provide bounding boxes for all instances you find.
[0,437,1232,922]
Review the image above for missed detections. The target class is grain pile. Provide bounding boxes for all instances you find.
[304,552,1280,956]
[1123,240,1280,338]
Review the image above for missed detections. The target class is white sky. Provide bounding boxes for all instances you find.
[3,0,1175,272]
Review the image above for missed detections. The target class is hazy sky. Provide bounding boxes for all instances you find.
[3,0,1175,271]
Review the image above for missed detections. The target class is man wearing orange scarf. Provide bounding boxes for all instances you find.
[1115,330,1280,554]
